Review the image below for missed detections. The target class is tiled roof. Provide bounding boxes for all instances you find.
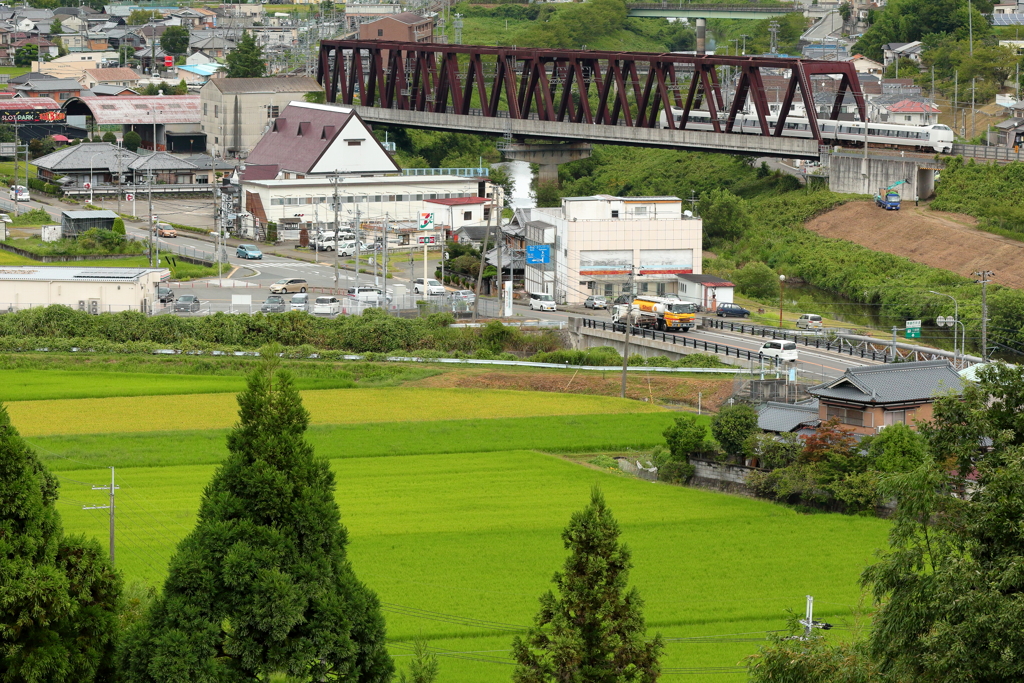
[128,151,197,171]
[34,142,139,172]
[206,76,320,94]
[808,359,964,405]
[245,101,355,175]
[887,99,940,113]
[13,78,81,91]
[390,11,431,24]
[84,68,140,82]
[758,399,820,432]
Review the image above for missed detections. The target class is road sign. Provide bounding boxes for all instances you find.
[417,235,436,245]
[125,193,134,201]
[905,319,921,339]
[83,182,92,189]
[906,319,922,328]
[525,245,551,264]
[419,212,434,230]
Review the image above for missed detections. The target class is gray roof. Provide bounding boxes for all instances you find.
[34,142,139,172]
[454,223,491,241]
[808,359,964,405]
[206,76,320,94]
[61,210,120,219]
[10,71,56,84]
[677,273,734,286]
[89,84,137,95]
[758,399,819,432]
[13,78,81,91]
[0,265,165,282]
[128,151,198,171]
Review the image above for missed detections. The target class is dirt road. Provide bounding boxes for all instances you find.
[805,201,1024,289]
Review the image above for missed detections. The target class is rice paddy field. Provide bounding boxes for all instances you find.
[3,356,891,682]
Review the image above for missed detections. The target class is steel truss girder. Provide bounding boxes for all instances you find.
[317,41,866,143]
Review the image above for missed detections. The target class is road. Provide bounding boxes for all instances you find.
[10,193,870,378]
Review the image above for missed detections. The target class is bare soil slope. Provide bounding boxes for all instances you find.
[805,201,1024,289]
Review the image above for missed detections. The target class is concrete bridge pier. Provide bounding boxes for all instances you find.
[695,18,707,54]
[501,142,593,186]
[827,153,940,200]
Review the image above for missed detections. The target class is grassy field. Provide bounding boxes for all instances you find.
[4,363,890,682]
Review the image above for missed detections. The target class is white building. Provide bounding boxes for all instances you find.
[0,266,169,313]
[518,195,703,305]
[676,274,735,310]
[424,197,492,231]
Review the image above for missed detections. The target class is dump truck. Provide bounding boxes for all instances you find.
[611,296,696,332]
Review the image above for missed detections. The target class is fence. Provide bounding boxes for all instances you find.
[0,243,142,263]
[950,143,1024,163]
[582,317,784,363]
[700,317,894,362]
[63,184,216,198]
[1,301,145,314]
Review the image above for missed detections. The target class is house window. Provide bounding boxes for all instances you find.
[611,209,619,218]
[214,104,218,118]
[203,102,207,115]
[905,115,912,121]
[604,283,614,297]
[681,284,687,293]
[347,140,361,146]
[267,105,279,117]
[377,28,383,36]
[639,282,649,293]
[657,282,666,295]
[633,206,648,216]
[884,409,916,426]
[463,210,472,220]
[483,207,491,220]
[826,405,870,428]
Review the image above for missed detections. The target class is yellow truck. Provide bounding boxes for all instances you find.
[617,295,696,332]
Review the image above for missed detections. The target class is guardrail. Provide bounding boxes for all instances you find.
[700,316,894,362]
[63,184,216,198]
[583,317,776,363]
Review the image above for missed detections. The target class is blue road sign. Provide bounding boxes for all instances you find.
[526,245,551,264]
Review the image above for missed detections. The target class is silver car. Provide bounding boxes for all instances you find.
[291,293,310,312]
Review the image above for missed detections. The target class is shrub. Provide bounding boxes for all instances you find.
[733,261,780,301]
[710,404,759,460]
[112,218,126,236]
[123,130,141,152]
[659,460,695,484]
[671,353,729,368]
[102,131,116,143]
[663,414,710,462]
[11,209,52,226]
[589,454,619,470]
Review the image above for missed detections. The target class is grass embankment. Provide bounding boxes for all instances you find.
[4,364,890,683]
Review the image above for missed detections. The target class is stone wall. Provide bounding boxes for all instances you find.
[689,458,762,495]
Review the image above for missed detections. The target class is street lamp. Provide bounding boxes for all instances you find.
[779,274,786,329]
[740,34,749,55]
[929,290,964,366]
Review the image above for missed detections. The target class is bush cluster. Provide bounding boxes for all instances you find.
[0,306,562,356]
[3,229,144,256]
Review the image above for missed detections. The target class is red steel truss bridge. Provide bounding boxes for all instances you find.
[316,40,866,160]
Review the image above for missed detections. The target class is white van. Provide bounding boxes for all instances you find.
[796,314,824,330]
[529,292,557,312]
[9,185,28,202]
[759,340,798,363]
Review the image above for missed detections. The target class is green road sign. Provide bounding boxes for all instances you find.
[905,328,921,339]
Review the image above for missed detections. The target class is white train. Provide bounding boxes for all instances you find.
[659,108,954,153]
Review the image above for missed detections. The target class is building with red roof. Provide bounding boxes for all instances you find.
[886,99,940,125]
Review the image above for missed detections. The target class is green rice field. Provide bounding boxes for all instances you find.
[3,360,890,682]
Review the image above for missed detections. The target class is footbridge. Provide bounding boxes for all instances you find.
[317,41,864,162]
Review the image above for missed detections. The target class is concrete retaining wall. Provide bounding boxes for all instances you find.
[689,458,761,494]
[828,154,936,199]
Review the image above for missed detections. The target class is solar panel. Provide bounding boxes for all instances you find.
[993,13,1024,24]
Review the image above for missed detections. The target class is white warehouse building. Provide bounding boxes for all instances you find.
[518,195,703,305]
[0,266,170,313]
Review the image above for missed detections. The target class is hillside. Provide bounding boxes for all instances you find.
[804,201,1024,290]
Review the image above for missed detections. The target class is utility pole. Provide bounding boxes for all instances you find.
[214,155,221,281]
[620,266,635,399]
[954,71,959,137]
[12,117,18,217]
[331,171,340,295]
[496,187,504,317]
[778,274,786,328]
[971,77,976,140]
[974,270,994,361]
[798,595,833,640]
[382,212,389,304]
[472,194,494,322]
[83,467,118,566]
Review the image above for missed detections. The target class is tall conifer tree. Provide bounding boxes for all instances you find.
[0,403,121,683]
[119,353,392,682]
[512,488,662,683]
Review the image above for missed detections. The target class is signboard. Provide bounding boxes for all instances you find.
[905,319,921,339]
[526,245,551,264]
[0,143,14,156]
[83,182,91,189]
[125,193,134,201]
[417,235,436,245]
[0,110,65,124]
[164,55,174,67]
[419,212,434,230]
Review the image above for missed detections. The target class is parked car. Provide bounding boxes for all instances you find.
[270,277,307,294]
[236,244,263,260]
[759,340,799,363]
[347,286,390,304]
[529,292,557,311]
[261,295,287,313]
[157,286,175,303]
[715,303,750,318]
[173,294,201,313]
[451,289,476,303]
[413,278,445,296]
[290,293,310,312]
[312,295,341,316]
[153,223,176,238]
[9,185,28,201]
[584,295,608,310]
[796,313,824,330]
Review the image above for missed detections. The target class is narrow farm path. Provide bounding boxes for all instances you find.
[805,200,1024,289]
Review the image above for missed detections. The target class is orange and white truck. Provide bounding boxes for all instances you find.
[612,296,696,332]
